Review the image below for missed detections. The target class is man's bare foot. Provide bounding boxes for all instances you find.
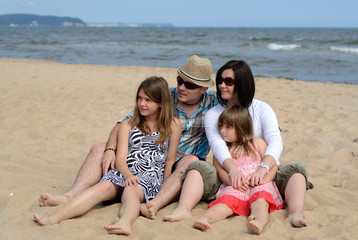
[38,193,72,207]
[193,217,211,231]
[286,213,308,228]
[104,222,132,235]
[33,213,54,226]
[140,202,157,220]
[162,206,191,222]
[248,216,265,235]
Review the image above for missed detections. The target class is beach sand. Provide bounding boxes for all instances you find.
[1,58,357,240]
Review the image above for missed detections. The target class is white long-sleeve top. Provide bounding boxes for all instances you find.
[204,99,282,166]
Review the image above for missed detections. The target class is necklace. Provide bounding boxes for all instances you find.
[181,95,203,106]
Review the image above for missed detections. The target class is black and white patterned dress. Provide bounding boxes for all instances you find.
[101,126,169,202]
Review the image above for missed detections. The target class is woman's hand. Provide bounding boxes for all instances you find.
[247,167,267,187]
[124,174,140,186]
[102,150,116,175]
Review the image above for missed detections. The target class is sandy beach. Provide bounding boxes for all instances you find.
[1,58,358,240]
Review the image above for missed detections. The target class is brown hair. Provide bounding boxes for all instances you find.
[131,76,173,145]
[218,105,257,160]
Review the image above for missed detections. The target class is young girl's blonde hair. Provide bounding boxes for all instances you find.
[131,76,174,145]
[218,105,257,160]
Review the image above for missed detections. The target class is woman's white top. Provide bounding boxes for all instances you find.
[204,99,282,166]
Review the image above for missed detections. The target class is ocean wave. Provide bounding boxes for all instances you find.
[330,46,358,54]
[267,43,302,51]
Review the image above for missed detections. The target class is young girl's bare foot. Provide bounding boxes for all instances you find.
[38,193,71,207]
[286,213,308,228]
[140,202,157,220]
[162,206,191,222]
[248,215,265,235]
[193,217,211,231]
[33,213,55,226]
[104,222,132,236]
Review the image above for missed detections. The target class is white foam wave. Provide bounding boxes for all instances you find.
[330,46,358,54]
[267,43,301,51]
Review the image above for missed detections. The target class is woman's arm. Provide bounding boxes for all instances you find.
[163,118,181,181]
[213,156,230,186]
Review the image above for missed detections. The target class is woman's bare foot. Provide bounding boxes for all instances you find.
[286,213,308,228]
[162,206,191,222]
[140,202,157,220]
[104,222,132,235]
[33,213,55,226]
[193,217,211,231]
[248,215,265,235]
[38,193,72,207]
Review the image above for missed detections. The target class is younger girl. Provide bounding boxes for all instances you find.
[194,105,283,234]
[34,76,182,236]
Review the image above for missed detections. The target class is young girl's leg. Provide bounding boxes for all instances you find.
[193,203,233,231]
[33,180,121,226]
[248,198,269,235]
[104,185,144,235]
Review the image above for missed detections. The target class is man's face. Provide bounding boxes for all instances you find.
[176,77,207,105]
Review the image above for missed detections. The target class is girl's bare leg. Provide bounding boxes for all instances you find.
[248,198,269,235]
[193,203,233,231]
[34,180,120,226]
[104,185,144,235]
[285,173,308,227]
[163,170,203,222]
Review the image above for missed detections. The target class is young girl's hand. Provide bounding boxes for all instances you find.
[239,177,250,192]
[124,174,140,186]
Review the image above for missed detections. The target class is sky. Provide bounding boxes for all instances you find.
[0,0,357,28]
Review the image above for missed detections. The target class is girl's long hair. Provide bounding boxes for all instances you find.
[131,76,174,145]
[218,105,257,160]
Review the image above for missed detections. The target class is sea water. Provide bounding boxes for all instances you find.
[1,26,357,84]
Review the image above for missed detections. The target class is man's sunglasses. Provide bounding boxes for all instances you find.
[177,76,201,90]
[217,77,235,86]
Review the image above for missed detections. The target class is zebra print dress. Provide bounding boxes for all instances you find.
[101,126,169,202]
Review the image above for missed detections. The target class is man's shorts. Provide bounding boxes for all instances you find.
[182,161,314,202]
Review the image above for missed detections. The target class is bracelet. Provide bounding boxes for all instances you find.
[228,168,240,177]
[104,147,116,153]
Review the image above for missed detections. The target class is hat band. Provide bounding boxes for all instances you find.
[179,69,211,82]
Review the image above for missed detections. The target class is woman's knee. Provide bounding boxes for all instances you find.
[175,155,199,172]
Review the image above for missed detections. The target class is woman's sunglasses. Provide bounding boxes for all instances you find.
[177,76,201,90]
[217,77,235,86]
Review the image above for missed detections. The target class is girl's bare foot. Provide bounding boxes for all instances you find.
[248,215,265,235]
[33,213,54,226]
[140,202,157,220]
[162,206,191,222]
[193,217,211,231]
[38,193,71,207]
[286,213,308,228]
[104,222,132,235]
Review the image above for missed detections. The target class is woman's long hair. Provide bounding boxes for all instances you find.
[218,105,257,160]
[131,76,173,145]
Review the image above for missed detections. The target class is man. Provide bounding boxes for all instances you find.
[38,55,218,210]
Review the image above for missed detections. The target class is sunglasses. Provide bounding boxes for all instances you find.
[177,76,201,90]
[217,77,235,86]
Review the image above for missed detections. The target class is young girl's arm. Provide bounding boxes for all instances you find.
[213,156,231,186]
[115,120,140,186]
[163,118,181,181]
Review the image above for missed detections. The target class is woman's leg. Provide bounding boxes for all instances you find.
[34,180,120,226]
[104,185,144,235]
[285,173,308,227]
[163,169,204,222]
[193,203,233,231]
[248,198,269,235]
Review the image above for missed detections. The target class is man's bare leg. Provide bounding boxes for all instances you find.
[38,143,105,207]
[140,155,198,219]
[162,169,203,222]
[285,173,308,227]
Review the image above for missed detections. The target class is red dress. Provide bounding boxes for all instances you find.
[209,144,283,216]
